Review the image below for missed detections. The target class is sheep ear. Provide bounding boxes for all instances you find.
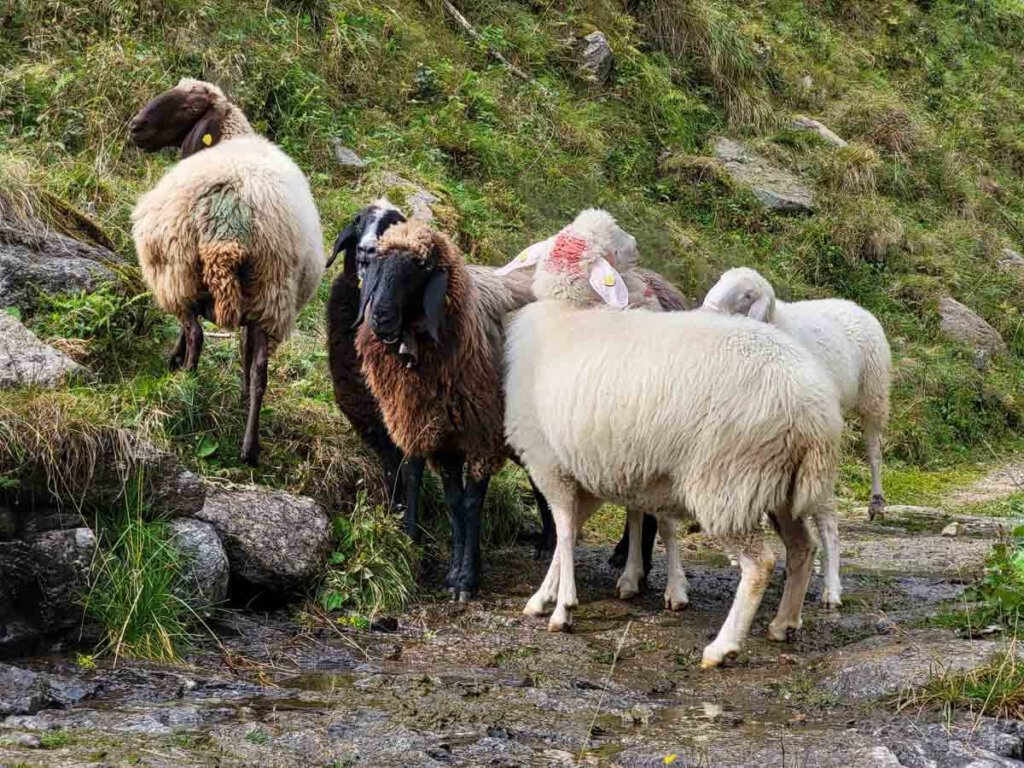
[354,259,382,328]
[181,108,225,158]
[589,256,629,308]
[495,237,554,275]
[748,293,773,322]
[421,269,448,343]
[327,221,358,272]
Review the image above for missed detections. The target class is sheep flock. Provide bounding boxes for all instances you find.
[130,79,892,667]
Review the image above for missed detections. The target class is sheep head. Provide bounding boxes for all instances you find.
[497,208,636,308]
[702,267,776,322]
[358,220,453,367]
[129,78,237,157]
[327,198,406,279]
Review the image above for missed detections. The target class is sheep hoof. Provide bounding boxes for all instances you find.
[457,590,473,603]
[168,353,184,372]
[767,620,800,643]
[547,610,572,633]
[615,572,643,601]
[700,645,739,668]
[821,592,843,610]
[868,494,885,521]
[524,595,552,616]
[239,446,260,467]
[663,591,689,611]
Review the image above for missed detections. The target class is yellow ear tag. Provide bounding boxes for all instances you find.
[358,278,363,288]
[603,273,616,286]
[202,133,213,146]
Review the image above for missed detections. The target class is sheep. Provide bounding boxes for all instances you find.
[496,209,689,606]
[130,78,323,465]
[503,233,844,667]
[354,218,542,599]
[702,267,892,607]
[326,199,425,537]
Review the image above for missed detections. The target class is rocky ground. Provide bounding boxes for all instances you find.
[0,496,1022,768]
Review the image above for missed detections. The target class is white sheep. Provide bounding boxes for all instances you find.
[703,267,892,607]
[503,235,844,668]
[496,209,689,610]
[129,79,324,465]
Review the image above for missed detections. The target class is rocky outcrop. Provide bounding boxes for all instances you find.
[579,31,613,84]
[713,137,815,213]
[0,222,121,311]
[195,487,331,595]
[938,296,1007,357]
[0,313,84,388]
[169,518,230,610]
[382,172,440,221]
[0,663,94,716]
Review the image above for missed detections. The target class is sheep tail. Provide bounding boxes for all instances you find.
[199,241,246,329]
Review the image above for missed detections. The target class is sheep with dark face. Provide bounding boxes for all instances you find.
[130,78,323,465]
[354,219,535,599]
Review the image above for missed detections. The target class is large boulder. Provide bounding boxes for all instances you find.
[0,527,95,655]
[169,518,230,610]
[195,488,331,596]
[0,313,84,388]
[0,222,121,311]
[579,31,613,84]
[0,663,95,716]
[713,137,815,213]
[938,296,1007,357]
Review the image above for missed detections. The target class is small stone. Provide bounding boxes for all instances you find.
[999,247,1024,272]
[713,137,815,213]
[331,140,367,170]
[800,74,814,89]
[938,296,1007,357]
[168,518,230,609]
[11,732,42,748]
[382,172,440,221]
[941,521,962,537]
[579,30,614,84]
[790,115,848,147]
[0,313,85,389]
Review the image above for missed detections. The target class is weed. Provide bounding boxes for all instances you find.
[244,727,271,745]
[38,730,72,749]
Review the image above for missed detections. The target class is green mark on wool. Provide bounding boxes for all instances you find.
[198,186,253,246]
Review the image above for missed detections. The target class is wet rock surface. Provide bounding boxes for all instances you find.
[0,503,1020,766]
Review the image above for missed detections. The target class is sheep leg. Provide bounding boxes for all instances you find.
[169,326,187,371]
[768,509,815,642]
[177,314,204,372]
[239,324,252,405]
[238,324,268,467]
[865,423,885,520]
[524,543,561,616]
[659,517,689,611]
[456,474,490,601]
[702,533,775,668]
[549,492,601,632]
[813,501,842,609]
[530,476,555,559]
[400,457,426,543]
[616,507,646,600]
[437,453,466,596]
[608,514,657,575]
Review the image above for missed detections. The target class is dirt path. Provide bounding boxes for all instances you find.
[1,503,1022,767]
[946,461,1024,507]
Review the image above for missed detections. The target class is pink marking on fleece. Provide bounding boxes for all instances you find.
[547,233,587,275]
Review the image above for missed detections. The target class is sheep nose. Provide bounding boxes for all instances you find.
[129,115,146,133]
[371,308,401,341]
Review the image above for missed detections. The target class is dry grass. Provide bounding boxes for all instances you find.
[820,142,880,194]
[838,97,922,157]
[831,196,905,263]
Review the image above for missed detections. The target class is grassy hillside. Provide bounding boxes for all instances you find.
[2,2,1024,555]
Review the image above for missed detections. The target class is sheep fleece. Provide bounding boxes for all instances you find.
[504,303,843,538]
[132,135,323,344]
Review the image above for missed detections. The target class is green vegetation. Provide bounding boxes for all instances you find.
[2,0,1024,649]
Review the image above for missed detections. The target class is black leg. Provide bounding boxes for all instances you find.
[239,325,268,467]
[169,324,188,371]
[608,518,631,569]
[240,324,253,405]
[401,457,426,543]
[437,453,465,595]
[182,314,204,372]
[530,477,555,559]
[641,513,658,578]
[458,474,489,601]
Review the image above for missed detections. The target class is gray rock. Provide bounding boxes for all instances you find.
[169,518,230,609]
[0,313,84,388]
[331,140,367,170]
[195,487,331,594]
[0,663,95,716]
[999,247,1024,272]
[938,296,1007,357]
[713,137,815,213]
[0,222,120,311]
[579,31,614,84]
[382,172,440,221]
[790,115,848,147]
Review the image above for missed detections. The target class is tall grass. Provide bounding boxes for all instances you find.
[84,478,193,661]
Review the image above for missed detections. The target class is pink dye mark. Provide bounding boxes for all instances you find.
[547,233,587,275]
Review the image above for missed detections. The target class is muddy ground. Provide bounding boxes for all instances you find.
[1,502,1022,767]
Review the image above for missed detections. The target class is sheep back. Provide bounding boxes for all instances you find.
[504,304,843,538]
[131,135,323,343]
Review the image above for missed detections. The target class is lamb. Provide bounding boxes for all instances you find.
[355,219,541,599]
[130,78,323,465]
[503,235,844,667]
[702,267,892,606]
